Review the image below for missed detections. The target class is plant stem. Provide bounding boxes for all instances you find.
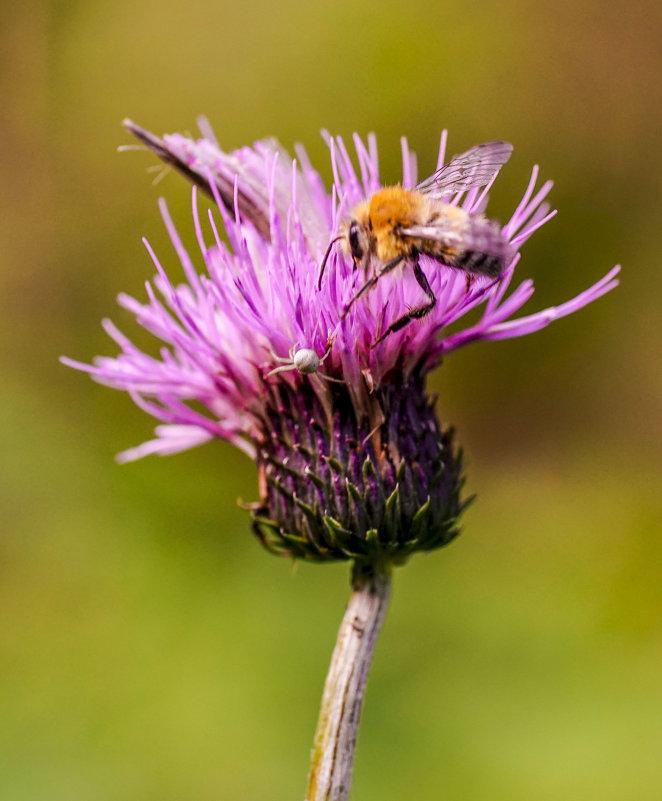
[305,560,392,801]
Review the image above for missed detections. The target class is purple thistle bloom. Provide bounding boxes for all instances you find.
[62,121,619,562]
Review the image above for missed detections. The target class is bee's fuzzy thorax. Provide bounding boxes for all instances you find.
[367,187,427,262]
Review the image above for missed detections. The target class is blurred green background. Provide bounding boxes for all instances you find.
[2,0,661,798]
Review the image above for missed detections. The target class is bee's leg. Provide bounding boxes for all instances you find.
[340,256,404,320]
[465,272,474,293]
[372,257,437,346]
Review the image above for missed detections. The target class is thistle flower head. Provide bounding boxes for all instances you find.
[63,121,619,563]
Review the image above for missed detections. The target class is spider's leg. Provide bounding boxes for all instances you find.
[266,363,297,377]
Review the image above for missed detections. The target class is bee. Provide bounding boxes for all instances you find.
[318,140,514,343]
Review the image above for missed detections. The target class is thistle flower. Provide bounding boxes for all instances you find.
[63,121,618,565]
[63,121,619,801]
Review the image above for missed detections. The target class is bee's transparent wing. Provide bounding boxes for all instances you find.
[400,218,511,258]
[416,141,513,199]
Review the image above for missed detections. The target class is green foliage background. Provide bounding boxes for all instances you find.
[2,0,661,798]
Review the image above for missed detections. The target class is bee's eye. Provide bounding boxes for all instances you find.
[348,222,363,260]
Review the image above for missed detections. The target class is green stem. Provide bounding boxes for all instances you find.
[305,561,392,801]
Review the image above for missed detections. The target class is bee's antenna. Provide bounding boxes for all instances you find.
[317,235,345,291]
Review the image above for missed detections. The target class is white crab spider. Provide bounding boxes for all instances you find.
[266,342,340,381]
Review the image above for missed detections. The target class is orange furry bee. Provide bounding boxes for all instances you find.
[318,140,514,342]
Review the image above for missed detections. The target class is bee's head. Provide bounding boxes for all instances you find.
[347,218,370,268]
[317,204,371,291]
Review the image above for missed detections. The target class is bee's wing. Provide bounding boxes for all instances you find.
[400,219,510,257]
[416,141,513,199]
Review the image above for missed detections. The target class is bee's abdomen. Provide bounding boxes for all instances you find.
[451,214,509,277]
[454,248,504,278]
